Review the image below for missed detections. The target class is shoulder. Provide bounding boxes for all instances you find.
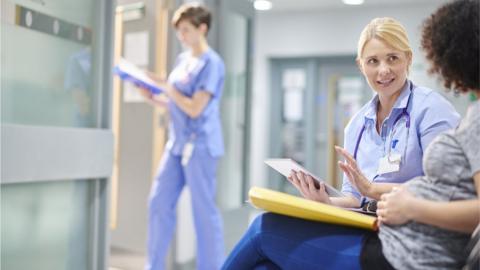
[410,84,460,129]
[410,85,459,117]
[411,85,452,107]
[205,49,224,67]
[457,101,480,134]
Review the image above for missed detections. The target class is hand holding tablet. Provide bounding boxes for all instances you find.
[265,158,345,197]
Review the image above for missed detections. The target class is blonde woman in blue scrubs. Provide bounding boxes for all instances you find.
[139,3,225,270]
[223,17,460,270]
[288,18,460,210]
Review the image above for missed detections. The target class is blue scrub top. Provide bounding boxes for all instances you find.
[341,80,460,200]
[166,48,225,158]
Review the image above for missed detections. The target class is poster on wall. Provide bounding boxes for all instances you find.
[123,31,149,103]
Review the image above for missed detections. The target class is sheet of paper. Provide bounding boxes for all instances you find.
[124,31,149,66]
[117,58,157,86]
[264,158,345,197]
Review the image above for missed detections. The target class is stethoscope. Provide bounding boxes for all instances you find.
[353,82,414,161]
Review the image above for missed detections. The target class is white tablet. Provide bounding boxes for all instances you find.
[265,158,345,197]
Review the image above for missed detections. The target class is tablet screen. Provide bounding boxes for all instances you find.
[265,158,345,197]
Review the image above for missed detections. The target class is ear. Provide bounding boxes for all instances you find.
[199,23,208,35]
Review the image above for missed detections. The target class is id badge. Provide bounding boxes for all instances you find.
[377,153,401,175]
[181,141,194,166]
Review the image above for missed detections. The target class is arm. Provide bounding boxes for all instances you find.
[364,183,400,201]
[137,87,169,107]
[409,196,479,233]
[330,196,362,208]
[377,172,480,234]
[147,58,218,118]
[139,80,212,118]
[162,84,211,118]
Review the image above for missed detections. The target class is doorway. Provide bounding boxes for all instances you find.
[269,56,372,194]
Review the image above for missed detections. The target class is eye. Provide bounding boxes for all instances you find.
[388,55,399,62]
[366,58,378,65]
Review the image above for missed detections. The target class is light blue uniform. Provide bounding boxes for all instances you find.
[341,80,460,202]
[146,48,225,270]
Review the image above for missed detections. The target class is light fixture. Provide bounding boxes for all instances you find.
[254,0,273,11]
[342,0,364,5]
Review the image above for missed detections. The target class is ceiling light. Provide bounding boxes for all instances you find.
[343,0,364,5]
[254,0,273,11]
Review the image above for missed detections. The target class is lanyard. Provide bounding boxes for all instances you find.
[353,82,413,160]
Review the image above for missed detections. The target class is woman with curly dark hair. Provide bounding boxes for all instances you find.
[222,1,479,270]
[421,0,479,94]
[374,0,479,269]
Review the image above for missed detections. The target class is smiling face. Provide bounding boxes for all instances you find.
[175,20,207,48]
[358,38,411,98]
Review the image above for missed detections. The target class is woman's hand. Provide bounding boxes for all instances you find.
[145,71,171,95]
[335,146,373,198]
[288,170,332,204]
[377,185,416,226]
[135,84,169,107]
[145,70,165,83]
[136,85,154,100]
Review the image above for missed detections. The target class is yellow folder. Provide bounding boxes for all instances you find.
[249,187,378,231]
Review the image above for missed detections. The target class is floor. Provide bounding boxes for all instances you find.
[108,206,261,270]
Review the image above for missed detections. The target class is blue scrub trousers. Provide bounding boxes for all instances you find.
[146,145,224,270]
[222,213,366,270]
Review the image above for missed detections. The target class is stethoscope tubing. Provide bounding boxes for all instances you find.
[353,82,414,160]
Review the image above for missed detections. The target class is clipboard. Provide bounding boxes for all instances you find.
[249,187,377,231]
[113,58,164,95]
[265,158,345,197]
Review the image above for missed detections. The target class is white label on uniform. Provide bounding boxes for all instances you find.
[388,152,402,163]
[181,142,194,166]
[377,155,400,175]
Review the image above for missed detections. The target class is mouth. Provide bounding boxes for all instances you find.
[376,78,395,87]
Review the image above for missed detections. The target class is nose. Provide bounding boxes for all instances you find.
[378,62,391,76]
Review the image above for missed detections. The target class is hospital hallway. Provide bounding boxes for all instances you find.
[2,0,470,270]
[109,207,260,270]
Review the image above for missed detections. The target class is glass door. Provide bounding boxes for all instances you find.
[269,57,370,194]
[216,0,254,210]
[269,59,317,193]
[316,58,371,189]
[1,0,114,269]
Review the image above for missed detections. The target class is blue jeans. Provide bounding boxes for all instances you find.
[222,213,368,270]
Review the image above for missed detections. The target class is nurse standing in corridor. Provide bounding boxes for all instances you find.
[139,3,225,270]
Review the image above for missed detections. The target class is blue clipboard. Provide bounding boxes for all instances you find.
[113,58,164,95]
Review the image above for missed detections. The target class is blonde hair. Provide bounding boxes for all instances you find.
[357,17,412,61]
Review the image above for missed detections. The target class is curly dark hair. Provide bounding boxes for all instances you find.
[421,0,479,93]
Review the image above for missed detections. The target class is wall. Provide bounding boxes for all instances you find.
[248,1,469,189]
[111,0,162,253]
